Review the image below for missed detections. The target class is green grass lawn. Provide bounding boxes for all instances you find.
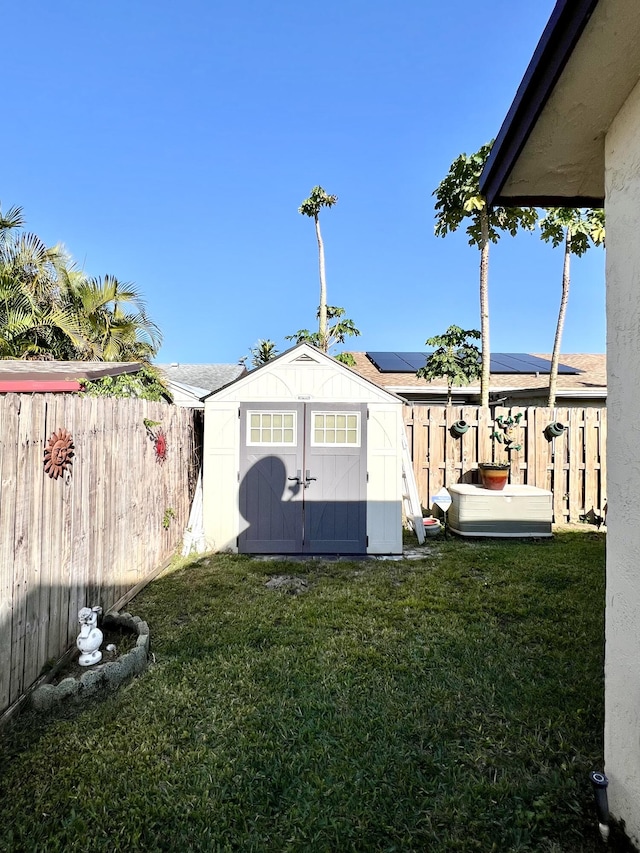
[0,532,611,852]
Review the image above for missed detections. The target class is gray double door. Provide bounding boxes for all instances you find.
[238,402,367,554]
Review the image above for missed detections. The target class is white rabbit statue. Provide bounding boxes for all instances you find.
[77,606,103,666]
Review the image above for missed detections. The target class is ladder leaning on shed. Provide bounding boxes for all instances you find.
[401,425,425,545]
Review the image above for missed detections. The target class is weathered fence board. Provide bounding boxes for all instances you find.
[0,394,199,715]
[403,405,607,522]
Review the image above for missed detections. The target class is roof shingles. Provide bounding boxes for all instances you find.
[348,352,606,396]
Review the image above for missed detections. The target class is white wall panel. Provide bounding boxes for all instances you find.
[604,74,640,848]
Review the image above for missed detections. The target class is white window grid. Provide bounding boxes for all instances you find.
[311,412,360,446]
[247,411,297,445]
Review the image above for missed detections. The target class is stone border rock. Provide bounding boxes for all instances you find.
[31,612,150,712]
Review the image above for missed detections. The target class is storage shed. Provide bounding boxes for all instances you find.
[202,343,404,555]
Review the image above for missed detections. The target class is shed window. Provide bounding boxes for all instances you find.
[312,412,360,446]
[247,411,296,445]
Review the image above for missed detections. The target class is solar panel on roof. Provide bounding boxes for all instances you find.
[557,362,579,375]
[365,352,580,375]
[488,355,520,373]
[499,353,579,375]
[404,352,432,371]
[500,353,551,371]
[366,352,411,372]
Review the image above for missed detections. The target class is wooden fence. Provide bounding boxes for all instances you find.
[0,394,200,716]
[403,405,607,524]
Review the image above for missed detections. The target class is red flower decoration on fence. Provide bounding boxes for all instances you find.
[154,429,167,464]
[44,427,75,479]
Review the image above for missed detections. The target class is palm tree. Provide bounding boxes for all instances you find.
[249,339,279,367]
[0,229,83,359]
[539,208,605,407]
[68,274,162,362]
[0,203,24,238]
[298,186,338,352]
[433,144,537,406]
[0,204,162,362]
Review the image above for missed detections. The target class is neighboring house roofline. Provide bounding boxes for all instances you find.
[204,342,405,403]
[383,384,606,397]
[491,386,607,400]
[0,361,143,393]
[347,352,605,400]
[0,380,84,393]
[0,360,142,380]
[480,0,601,206]
[166,379,211,400]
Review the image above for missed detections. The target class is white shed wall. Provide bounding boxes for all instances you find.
[203,347,403,554]
[604,75,640,847]
[366,405,403,553]
[203,402,240,552]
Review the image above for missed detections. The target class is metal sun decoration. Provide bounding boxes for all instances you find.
[44,427,75,479]
[154,429,167,464]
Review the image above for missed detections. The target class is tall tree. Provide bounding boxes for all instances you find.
[298,186,338,351]
[539,207,605,407]
[285,305,360,365]
[416,325,481,405]
[433,143,538,406]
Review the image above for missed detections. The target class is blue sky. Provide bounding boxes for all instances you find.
[3,1,605,364]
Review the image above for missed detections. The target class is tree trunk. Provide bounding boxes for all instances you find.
[315,214,328,351]
[479,207,490,408]
[548,230,571,407]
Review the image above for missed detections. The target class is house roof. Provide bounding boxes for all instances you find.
[0,360,142,393]
[480,0,640,206]
[348,352,606,398]
[155,363,246,396]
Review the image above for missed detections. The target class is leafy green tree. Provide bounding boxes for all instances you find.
[67,274,161,363]
[0,204,162,362]
[81,366,172,400]
[433,143,538,406]
[416,325,481,406]
[0,203,24,237]
[299,186,338,351]
[250,339,279,367]
[285,305,360,365]
[0,229,81,359]
[539,207,605,407]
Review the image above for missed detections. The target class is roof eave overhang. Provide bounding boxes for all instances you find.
[480,0,601,207]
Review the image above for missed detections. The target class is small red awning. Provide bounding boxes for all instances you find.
[0,380,83,393]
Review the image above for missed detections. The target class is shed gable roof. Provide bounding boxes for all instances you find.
[206,343,402,404]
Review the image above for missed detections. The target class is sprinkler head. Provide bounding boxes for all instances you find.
[589,771,610,842]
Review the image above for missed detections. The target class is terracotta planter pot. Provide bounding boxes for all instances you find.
[478,463,510,490]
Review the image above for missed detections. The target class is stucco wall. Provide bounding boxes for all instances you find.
[604,74,640,847]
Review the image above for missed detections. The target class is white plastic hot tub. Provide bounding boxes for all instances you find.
[448,484,553,537]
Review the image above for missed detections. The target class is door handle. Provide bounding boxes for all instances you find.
[288,469,302,485]
[304,469,317,489]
